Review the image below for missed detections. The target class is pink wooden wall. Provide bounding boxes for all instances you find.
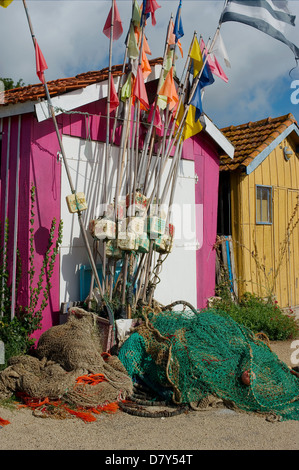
[1,98,220,342]
[0,114,62,341]
[181,133,220,309]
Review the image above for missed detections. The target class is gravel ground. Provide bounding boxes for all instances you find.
[0,340,298,452]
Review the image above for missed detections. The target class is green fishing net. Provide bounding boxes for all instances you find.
[118,309,299,421]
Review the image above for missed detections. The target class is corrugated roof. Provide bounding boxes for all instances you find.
[0,57,163,107]
[220,113,298,171]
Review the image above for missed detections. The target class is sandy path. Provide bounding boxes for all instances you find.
[0,340,298,451]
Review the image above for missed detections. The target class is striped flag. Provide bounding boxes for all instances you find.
[220,0,299,59]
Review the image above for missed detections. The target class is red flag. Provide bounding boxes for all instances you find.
[35,40,48,84]
[108,75,119,112]
[103,0,123,41]
[144,0,161,26]
[133,65,149,110]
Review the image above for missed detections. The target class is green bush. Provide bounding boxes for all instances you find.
[208,292,299,341]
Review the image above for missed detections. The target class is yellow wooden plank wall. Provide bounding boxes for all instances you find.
[231,137,299,309]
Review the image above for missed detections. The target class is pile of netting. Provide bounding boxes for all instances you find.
[118,308,299,421]
[0,308,133,421]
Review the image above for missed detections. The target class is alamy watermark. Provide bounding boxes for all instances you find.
[290,80,299,104]
[291,340,299,366]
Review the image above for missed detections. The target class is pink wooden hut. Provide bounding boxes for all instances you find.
[0,58,233,341]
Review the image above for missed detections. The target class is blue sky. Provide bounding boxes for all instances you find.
[1,0,299,129]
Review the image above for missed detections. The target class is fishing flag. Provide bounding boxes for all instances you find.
[220,0,299,59]
[176,102,203,141]
[103,0,123,41]
[148,103,163,136]
[174,0,184,42]
[128,23,139,60]
[168,19,183,57]
[108,75,119,112]
[158,67,179,111]
[189,82,202,122]
[212,32,231,68]
[132,0,141,27]
[142,0,161,27]
[35,40,48,84]
[189,37,204,77]
[197,50,215,89]
[121,72,132,102]
[184,105,203,140]
[141,47,152,79]
[133,65,149,110]
[141,35,152,79]
[200,38,228,83]
[0,0,13,7]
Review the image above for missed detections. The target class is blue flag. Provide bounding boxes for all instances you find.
[190,82,202,122]
[141,0,150,25]
[190,57,214,121]
[174,0,184,42]
[199,56,215,88]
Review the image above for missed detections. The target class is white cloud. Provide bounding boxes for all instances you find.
[1,0,299,128]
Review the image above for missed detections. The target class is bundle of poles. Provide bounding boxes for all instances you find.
[21,0,222,326]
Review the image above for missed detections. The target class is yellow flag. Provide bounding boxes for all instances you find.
[190,37,203,77]
[184,105,203,140]
[176,103,202,141]
[0,0,13,7]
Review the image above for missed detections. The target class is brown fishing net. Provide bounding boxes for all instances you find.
[0,308,133,410]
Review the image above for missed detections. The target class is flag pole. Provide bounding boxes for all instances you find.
[165,25,221,163]
[101,0,116,295]
[136,14,173,191]
[21,0,114,321]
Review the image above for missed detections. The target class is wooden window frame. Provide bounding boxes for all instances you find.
[256,185,272,225]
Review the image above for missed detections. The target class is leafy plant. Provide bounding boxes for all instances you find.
[0,185,63,369]
[210,289,299,341]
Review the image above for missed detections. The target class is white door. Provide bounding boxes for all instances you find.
[59,134,199,309]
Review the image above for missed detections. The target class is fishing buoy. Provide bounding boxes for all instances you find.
[241,370,256,386]
[66,192,87,213]
[117,232,139,251]
[137,232,150,253]
[89,218,116,240]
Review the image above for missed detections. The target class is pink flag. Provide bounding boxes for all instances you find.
[200,38,228,83]
[107,75,119,113]
[133,65,149,110]
[144,0,161,26]
[148,102,163,135]
[35,40,48,83]
[103,0,123,41]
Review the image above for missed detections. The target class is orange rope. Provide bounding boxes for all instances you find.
[16,392,119,422]
[75,373,108,386]
[0,416,10,426]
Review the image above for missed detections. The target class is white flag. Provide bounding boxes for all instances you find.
[212,32,231,68]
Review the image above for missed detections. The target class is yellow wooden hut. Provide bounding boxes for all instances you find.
[218,113,299,313]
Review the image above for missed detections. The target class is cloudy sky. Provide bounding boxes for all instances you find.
[1,0,299,129]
